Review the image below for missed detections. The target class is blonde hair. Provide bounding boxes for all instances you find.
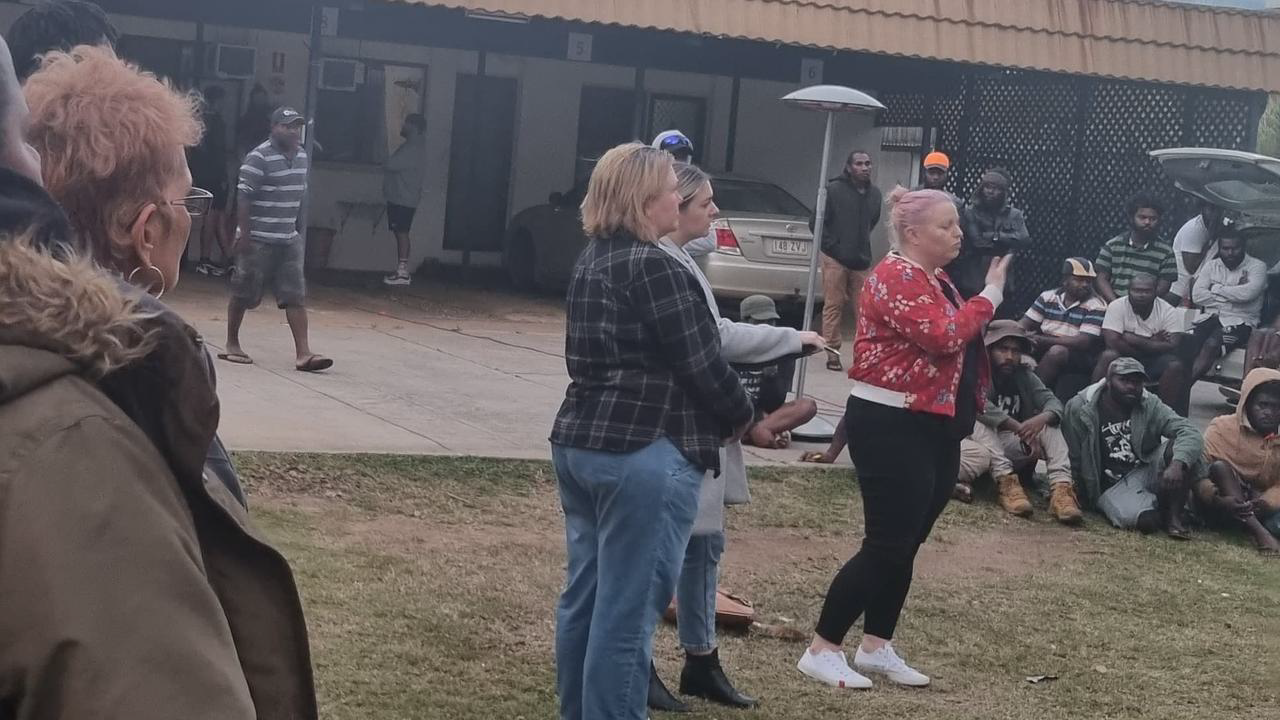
[24,45,202,272]
[674,162,710,208]
[581,143,674,243]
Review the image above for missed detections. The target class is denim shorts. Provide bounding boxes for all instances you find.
[231,238,306,309]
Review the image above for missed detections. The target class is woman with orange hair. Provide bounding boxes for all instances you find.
[0,45,316,719]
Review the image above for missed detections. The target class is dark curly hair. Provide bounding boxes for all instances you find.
[1126,190,1165,218]
[7,0,119,82]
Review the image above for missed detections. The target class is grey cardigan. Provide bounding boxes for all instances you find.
[658,238,802,534]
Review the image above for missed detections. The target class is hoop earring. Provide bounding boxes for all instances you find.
[127,263,167,300]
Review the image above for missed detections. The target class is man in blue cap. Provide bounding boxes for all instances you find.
[652,129,694,163]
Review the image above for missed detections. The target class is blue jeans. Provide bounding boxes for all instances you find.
[551,438,702,720]
[676,531,724,654]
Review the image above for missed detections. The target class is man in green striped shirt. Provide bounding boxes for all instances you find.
[1094,192,1176,303]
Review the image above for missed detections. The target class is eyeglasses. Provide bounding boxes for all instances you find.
[168,187,215,216]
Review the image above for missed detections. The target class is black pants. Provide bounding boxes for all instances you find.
[814,397,959,643]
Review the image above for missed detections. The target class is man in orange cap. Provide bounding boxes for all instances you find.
[919,151,951,191]
[915,150,963,215]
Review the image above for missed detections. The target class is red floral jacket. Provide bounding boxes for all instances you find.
[849,253,994,417]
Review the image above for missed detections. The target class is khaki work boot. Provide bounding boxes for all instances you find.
[1049,483,1084,526]
[995,474,1033,518]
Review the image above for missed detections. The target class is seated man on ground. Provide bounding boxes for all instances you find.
[798,415,846,464]
[736,295,818,448]
[1189,231,1266,380]
[1196,368,1280,554]
[1020,257,1106,396]
[1097,272,1190,415]
[1063,357,1204,539]
[956,321,1083,524]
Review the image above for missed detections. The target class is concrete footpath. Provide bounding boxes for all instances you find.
[168,274,1226,467]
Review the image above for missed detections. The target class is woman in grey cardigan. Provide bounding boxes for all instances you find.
[648,163,825,711]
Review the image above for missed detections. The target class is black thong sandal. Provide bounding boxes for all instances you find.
[296,355,334,373]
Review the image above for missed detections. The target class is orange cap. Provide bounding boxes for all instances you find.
[923,151,950,169]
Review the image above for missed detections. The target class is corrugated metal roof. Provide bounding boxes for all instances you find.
[393,0,1280,92]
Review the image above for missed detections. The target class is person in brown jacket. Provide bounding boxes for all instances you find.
[1198,367,1280,554]
[0,43,315,718]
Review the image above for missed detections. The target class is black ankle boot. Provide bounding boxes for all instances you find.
[647,661,691,713]
[679,649,757,709]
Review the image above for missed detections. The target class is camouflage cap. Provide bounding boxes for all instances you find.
[1108,356,1149,379]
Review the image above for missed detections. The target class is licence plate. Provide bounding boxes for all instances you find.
[771,239,809,256]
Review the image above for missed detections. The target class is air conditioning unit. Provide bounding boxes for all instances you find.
[212,43,256,79]
[319,58,363,91]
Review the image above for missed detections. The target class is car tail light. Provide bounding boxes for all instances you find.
[713,221,741,255]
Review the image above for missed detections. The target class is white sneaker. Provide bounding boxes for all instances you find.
[797,648,873,689]
[854,643,930,687]
[383,271,411,286]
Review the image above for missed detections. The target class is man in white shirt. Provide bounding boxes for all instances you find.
[1097,273,1190,415]
[1189,232,1267,380]
[1170,202,1224,304]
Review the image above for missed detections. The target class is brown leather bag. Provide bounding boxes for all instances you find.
[664,591,755,629]
[1244,328,1280,374]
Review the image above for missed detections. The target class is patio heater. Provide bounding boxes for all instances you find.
[780,85,885,441]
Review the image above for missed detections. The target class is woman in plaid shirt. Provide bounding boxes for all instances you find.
[549,144,754,720]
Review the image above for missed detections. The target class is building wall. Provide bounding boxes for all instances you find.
[0,6,883,273]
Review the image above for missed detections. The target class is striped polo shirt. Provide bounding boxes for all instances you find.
[237,139,309,244]
[1094,232,1177,297]
[1023,289,1108,338]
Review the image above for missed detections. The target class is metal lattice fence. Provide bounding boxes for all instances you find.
[878,70,1262,313]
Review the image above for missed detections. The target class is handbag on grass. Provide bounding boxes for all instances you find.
[663,591,756,629]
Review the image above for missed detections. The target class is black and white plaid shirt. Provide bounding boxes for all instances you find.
[550,231,754,473]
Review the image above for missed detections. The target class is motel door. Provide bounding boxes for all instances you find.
[443,74,518,253]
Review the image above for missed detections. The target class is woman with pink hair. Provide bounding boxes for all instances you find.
[797,188,1010,690]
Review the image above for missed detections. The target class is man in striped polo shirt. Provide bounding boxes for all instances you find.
[1094,191,1176,303]
[222,106,332,372]
[1021,257,1108,393]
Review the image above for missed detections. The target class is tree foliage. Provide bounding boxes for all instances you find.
[1259,94,1280,158]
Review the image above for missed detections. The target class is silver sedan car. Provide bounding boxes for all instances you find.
[502,174,822,309]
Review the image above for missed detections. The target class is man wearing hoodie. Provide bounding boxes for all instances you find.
[1197,368,1280,554]
[817,150,882,371]
[957,321,1083,524]
[950,168,1031,300]
[1062,357,1204,539]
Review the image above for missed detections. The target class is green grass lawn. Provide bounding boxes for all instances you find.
[235,453,1280,720]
